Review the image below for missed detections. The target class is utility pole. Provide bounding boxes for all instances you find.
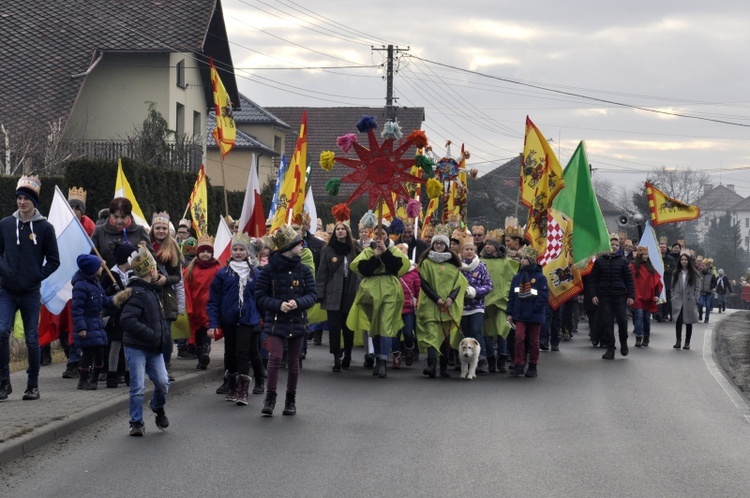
[372,45,409,121]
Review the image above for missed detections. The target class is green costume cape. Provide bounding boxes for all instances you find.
[300,247,326,325]
[481,257,519,339]
[346,246,410,337]
[416,257,468,353]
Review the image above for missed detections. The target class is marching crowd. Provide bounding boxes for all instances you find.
[0,176,742,436]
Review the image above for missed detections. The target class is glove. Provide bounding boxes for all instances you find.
[466,286,476,299]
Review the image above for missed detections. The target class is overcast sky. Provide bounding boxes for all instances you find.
[222,0,750,199]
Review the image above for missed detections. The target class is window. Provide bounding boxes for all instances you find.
[176,59,186,88]
[193,111,201,142]
[746,236,749,247]
[746,218,749,228]
[176,103,185,138]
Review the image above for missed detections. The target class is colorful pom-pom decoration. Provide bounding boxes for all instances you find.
[389,218,405,235]
[331,203,351,223]
[426,178,443,200]
[406,198,422,219]
[407,130,428,149]
[319,151,336,171]
[360,210,377,229]
[416,154,435,176]
[325,178,342,196]
[336,133,358,154]
[356,115,377,133]
[381,120,403,140]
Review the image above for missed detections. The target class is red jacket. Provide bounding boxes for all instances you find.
[630,263,663,312]
[184,260,221,336]
[399,266,421,315]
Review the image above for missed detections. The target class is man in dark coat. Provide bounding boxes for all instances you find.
[0,176,59,401]
[658,238,677,321]
[300,215,323,272]
[590,235,635,360]
[395,221,428,262]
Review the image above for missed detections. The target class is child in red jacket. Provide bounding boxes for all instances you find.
[630,246,663,347]
[395,243,421,368]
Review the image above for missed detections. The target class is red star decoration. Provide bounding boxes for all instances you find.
[335,129,426,215]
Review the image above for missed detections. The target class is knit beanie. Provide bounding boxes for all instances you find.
[113,242,137,266]
[76,254,102,276]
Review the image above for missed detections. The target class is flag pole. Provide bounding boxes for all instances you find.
[220,154,229,217]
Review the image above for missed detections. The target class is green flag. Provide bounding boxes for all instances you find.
[552,141,610,263]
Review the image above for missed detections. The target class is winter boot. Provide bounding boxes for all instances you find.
[673,332,682,349]
[683,330,692,350]
[151,404,169,430]
[423,358,437,378]
[235,374,251,406]
[404,346,415,366]
[0,379,12,400]
[332,352,342,373]
[251,360,265,394]
[641,335,650,347]
[602,349,615,360]
[477,357,490,375]
[314,330,323,346]
[78,368,97,390]
[509,364,525,377]
[497,354,509,373]
[225,373,239,402]
[62,361,79,379]
[282,393,297,416]
[524,363,538,378]
[372,358,380,376]
[364,353,375,369]
[391,352,402,369]
[261,392,277,416]
[106,371,119,388]
[377,359,387,378]
[620,339,629,357]
[216,371,230,395]
[635,336,642,347]
[199,343,211,368]
[252,375,265,395]
[342,351,352,370]
[487,356,498,373]
[439,356,451,378]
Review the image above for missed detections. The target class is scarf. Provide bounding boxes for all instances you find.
[461,256,480,272]
[517,262,538,299]
[428,251,453,263]
[329,239,353,255]
[229,261,251,307]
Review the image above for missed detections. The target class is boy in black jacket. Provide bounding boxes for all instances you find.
[120,245,171,436]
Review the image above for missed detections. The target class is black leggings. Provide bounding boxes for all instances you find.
[675,310,693,341]
[80,345,106,371]
[327,310,354,356]
[223,323,252,376]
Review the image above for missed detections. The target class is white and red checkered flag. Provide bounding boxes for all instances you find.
[539,212,564,267]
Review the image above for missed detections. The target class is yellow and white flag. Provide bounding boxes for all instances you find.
[115,159,149,230]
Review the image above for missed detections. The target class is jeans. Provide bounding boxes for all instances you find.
[371,335,392,361]
[717,293,727,311]
[124,347,169,424]
[541,304,562,347]
[0,288,41,384]
[632,308,651,337]
[699,293,714,320]
[391,312,416,354]
[461,313,486,359]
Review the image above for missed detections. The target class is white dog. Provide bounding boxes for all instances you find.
[459,338,481,380]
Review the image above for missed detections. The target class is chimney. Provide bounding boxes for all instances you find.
[728,184,735,192]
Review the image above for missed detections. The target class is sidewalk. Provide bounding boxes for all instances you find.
[0,341,224,466]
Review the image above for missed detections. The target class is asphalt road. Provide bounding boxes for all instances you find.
[3,315,750,497]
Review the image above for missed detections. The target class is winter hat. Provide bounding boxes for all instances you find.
[196,234,215,255]
[181,237,198,257]
[231,232,252,253]
[67,186,87,213]
[113,242,137,265]
[76,254,102,276]
[16,175,41,207]
[272,225,302,253]
[718,269,725,276]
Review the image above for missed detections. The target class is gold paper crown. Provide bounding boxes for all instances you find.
[486,229,504,243]
[471,225,485,235]
[504,216,524,239]
[231,232,252,250]
[326,223,335,231]
[520,245,538,261]
[152,211,170,226]
[17,175,41,196]
[196,234,215,249]
[704,258,714,266]
[636,246,649,256]
[129,247,157,278]
[67,186,86,205]
[434,224,451,238]
[301,212,311,224]
[617,230,627,239]
[272,225,301,252]
[178,218,191,229]
[609,232,620,241]
[659,236,668,244]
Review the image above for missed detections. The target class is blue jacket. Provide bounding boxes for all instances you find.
[0,210,59,293]
[121,278,170,353]
[207,264,261,328]
[71,271,115,348]
[256,252,317,338]
[506,263,548,324]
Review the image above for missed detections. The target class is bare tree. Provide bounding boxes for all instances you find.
[647,166,710,204]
